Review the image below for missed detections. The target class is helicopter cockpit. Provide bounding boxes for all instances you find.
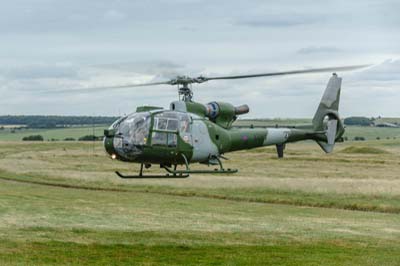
[110,111,191,155]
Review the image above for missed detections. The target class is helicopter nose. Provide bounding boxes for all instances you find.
[103,136,117,158]
[104,128,120,158]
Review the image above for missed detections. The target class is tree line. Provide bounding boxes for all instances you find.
[0,115,119,128]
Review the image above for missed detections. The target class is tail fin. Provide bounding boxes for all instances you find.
[312,73,344,153]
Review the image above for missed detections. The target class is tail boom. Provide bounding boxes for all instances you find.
[261,73,345,156]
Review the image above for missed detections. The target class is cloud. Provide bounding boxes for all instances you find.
[103,10,126,21]
[1,63,79,80]
[1,1,400,116]
[179,26,198,32]
[92,60,187,80]
[349,59,400,81]
[4,60,193,101]
[236,14,324,28]
[297,46,343,55]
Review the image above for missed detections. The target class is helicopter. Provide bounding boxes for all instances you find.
[92,65,368,178]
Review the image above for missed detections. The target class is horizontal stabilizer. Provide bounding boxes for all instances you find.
[317,141,334,153]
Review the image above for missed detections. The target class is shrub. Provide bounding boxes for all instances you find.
[353,136,366,141]
[22,135,44,141]
[341,146,389,154]
[79,135,101,141]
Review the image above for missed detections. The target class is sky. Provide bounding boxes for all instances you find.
[0,0,399,118]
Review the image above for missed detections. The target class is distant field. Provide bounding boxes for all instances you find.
[0,126,107,141]
[344,126,400,140]
[0,140,400,265]
[375,117,400,124]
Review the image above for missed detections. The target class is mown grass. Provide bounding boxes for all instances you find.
[1,171,400,214]
[1,140,400,213]
[0,179,399,265]
[1,239,399,266]
[1,140,400,265]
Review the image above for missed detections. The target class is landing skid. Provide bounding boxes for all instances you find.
[115,154,237,179]
[115,164,189,179]
[115,171,189,179]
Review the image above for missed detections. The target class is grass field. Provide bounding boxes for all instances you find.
[0,126,107,141]
[344,126,400,140]
[0,139,400,265]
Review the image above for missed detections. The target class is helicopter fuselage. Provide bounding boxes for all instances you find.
[103,100,338,167]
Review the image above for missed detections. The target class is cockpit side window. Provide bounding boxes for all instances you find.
[155,117,168,130]
[115,112,151,146]
[153,114,178,131]
[167,119,179,131]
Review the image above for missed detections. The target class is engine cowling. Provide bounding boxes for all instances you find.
[205,102,249,128]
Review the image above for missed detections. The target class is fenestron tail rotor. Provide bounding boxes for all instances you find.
[49,64,371,101]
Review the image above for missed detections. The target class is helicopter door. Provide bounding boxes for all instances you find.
[151,111,193,149]
[151,115,178,148]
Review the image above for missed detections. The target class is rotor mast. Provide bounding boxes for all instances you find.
[178,83,193,102]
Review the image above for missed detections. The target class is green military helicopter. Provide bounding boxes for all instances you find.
[97,65,367,178]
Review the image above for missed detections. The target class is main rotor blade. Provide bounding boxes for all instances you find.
[48,80,172,94]
[98,80,172,88]
[201,64,370,82]
[44,64,371,94]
